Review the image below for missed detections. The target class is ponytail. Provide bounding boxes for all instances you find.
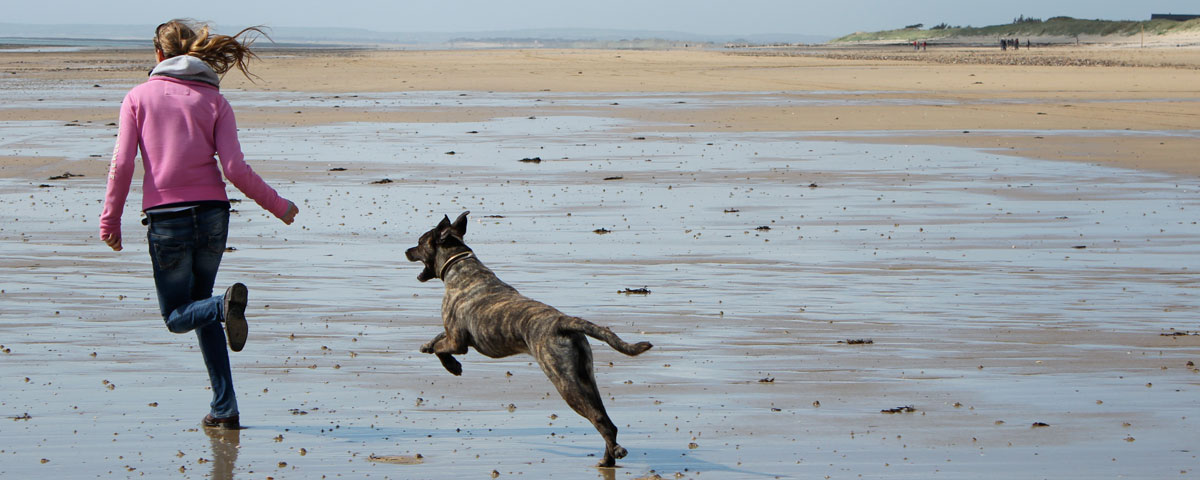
[153,19,269,80]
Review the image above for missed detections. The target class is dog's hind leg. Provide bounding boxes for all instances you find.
[535,335,627,467]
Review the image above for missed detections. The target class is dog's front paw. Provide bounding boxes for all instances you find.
[437,353,463,376]
[420,332,447,354]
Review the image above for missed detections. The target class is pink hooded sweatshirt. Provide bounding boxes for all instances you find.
[99,55,290,240]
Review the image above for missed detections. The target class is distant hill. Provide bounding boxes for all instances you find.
[833,16,1200,43]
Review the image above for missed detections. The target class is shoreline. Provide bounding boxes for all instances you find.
[3,46,1199,177]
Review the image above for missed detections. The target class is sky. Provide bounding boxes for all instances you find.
[5,0,1200,37]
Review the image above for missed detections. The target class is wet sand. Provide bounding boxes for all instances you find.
[5,46,1200,176]
[1,46,1198,478]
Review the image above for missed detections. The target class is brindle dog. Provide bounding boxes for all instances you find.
[405,211,653,467]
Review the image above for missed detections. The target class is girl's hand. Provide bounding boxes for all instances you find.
[102,233,123,251]
[281,201,299,225]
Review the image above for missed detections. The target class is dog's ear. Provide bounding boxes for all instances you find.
[434,215,454,244]
[451,211,470,237]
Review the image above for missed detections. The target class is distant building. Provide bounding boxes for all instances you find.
[1151,14,1200,21]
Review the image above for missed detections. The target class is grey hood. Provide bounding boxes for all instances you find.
[149,55,220,87]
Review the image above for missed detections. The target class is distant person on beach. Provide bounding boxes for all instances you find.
[99,19,299,430]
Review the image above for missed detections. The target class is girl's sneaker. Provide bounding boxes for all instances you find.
[223,283,248,352]
[202,413,240,429]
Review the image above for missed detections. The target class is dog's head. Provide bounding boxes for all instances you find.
[406,211,470,282]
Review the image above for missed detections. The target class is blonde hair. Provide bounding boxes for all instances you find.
[153,19,269,80]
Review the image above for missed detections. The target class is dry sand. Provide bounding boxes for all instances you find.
[1,45,1198,478]
[5,46,1200,175]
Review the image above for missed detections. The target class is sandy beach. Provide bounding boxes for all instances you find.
[5,46,1200,175]
[1,44,1198,478]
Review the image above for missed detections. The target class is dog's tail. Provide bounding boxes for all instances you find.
[563,317,653,356]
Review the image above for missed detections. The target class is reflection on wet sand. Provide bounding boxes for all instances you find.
[2,83,1198,478]
[204,427,240,480]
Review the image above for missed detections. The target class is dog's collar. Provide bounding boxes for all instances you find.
[438,251,474,279]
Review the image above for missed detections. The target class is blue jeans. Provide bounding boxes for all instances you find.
[146,204,238,418]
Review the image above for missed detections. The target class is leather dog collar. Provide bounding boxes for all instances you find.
[438,251,474,279]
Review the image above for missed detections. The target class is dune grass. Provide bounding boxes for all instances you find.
[833,17,1200,43]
